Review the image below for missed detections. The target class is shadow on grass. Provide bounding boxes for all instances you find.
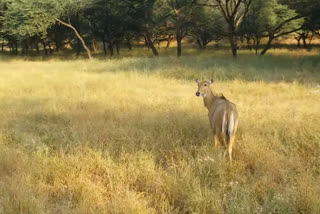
[1,43,320,59]
[90,54,320,84]
[1,45,320,84]
[4,98,212,162]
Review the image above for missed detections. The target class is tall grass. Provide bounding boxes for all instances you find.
[0,49,320,213]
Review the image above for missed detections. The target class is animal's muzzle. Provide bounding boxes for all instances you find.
[196,92,200,96]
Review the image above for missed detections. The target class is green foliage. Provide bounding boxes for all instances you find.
[125,0,167,39]
[2,0,93,37]
[84,1,127,41]
[242,0,304,37]
[0,1,6,39]
[266,0,303,33]
[292,0,320,32]
[190,6,225,48]
[161,0,198,56]
[163,0,197,36]
[0,0,318,57]
[3,0,54,36]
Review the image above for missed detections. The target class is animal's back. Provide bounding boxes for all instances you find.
[209,97,238,137]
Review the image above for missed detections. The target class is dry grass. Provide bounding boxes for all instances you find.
[0,49,320,213]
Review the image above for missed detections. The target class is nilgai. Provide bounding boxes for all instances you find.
[195,79,239,162]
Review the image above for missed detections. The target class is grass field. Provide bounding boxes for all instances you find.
[0,48,320,213]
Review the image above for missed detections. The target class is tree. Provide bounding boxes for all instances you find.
[200,0,252,58]
[0,1,6,51]
[294,30,314,48]
[258,0,304,55]
[239,0,273,54]
[84,0,127,57]
[239,0,304,55]
[2,0,93,59]
[0,1,18,54]
[165,0,197,57]
[125,0,166,56]
[47,23,73,52]
[190,6,225,49]
[284,0,320,48]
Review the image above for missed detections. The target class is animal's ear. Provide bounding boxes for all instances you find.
[208,79,214,85]
[195,79,200,84]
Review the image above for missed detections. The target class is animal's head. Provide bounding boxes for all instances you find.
[195,79,214,98]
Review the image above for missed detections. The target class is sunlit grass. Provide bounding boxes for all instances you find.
[0,49,320,213]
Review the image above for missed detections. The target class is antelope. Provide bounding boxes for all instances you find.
[195,79,239,162]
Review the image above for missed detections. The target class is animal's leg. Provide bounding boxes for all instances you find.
[217,133,226,161]
[228,120,238,163]
[213,133,219,150]
[227,134,236,163]
[223,146,228,160]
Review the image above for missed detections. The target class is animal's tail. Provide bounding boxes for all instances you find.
[225,112,235,143]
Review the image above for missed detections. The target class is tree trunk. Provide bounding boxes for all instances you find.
[1,42,4,52]
[166,35,172,49]
[196,39,203,49]
[55,18,92,60]
[296,37,301,47]
[246,36,252,50]
[75,14,81,56]
[127,41,132,50]
[14,41,18,55]
[42,41,48,55]
[76,39,81,56]
[21,40,25,55]
[177,38,182,57]
[246,37,250,45]
[116,42,120,55]
[102,36,107,55]
[308,32,314,46]
[197,38,209,50]
[108,42,114,57]
[146,37,158,56]
[176,32,182,57]
[49,44,53,54]
[91,39,97,52]
[255,38,260,55]
[145,30,159,56]
[144,36,149,48]
[55,40,60,51]
[260,36,273,55]
[36,42,40,54]
[229,32,237,58]
[9,43,12,53]
[203,40,209,49]
[302,34,307,49]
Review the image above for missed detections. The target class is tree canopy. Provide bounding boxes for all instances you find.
[0,0,318,58]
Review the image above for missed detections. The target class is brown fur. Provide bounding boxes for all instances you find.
[196,80,239,162]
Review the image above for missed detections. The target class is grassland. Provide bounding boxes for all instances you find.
[0,48,320,213]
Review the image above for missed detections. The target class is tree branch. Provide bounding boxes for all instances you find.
[216,0,230,24]
[234,0,251,28]
[231,0,242,18]
[273,15,303,34]
[225,0,231,18]
[54,18,92,59]
[274,27,303,38]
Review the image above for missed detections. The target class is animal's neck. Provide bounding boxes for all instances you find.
[203,88,216,110]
